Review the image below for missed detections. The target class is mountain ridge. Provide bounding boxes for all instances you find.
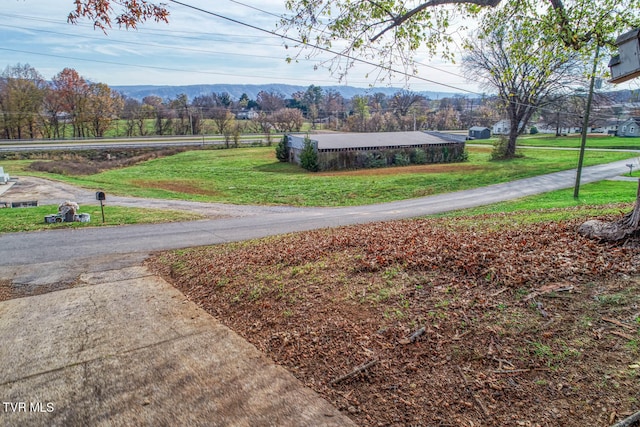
[111,83,471,101]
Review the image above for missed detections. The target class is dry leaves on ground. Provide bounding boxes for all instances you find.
[149,212,640,427]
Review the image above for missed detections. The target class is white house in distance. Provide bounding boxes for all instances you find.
[492,119,511,135]
[618,117,640,137]
[235,109,258,120]
[492,119,532,135]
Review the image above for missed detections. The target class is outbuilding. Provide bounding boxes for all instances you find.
[468,126,491,140]
[286,131,466,171]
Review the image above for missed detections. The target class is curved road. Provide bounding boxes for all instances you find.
[0,158,636,272]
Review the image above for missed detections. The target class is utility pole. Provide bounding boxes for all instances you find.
[574,44,600,199]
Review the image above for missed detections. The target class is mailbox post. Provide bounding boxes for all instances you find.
[96,191,106,223]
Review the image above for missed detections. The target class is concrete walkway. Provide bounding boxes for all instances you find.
[0,180,16,197]
[0,265,354,426]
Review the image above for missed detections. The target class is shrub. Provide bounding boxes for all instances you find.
[275,135,288,162]
[300,136,319,172]
[491,135,509,160]
[530,126,539,135]
[411,148,427,164]
[459,149,469,162]
[364,152,386,168]
[394,152,411,166]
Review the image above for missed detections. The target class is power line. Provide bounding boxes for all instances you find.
[0,12,284,44]
[225,0,284,19]
[0,47,352,85]
[0,23,307,61]
[2,8,475,93]
[167,0,483,96]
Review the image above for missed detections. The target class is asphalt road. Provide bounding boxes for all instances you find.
[0,135,265,152]
[0,157,636,270]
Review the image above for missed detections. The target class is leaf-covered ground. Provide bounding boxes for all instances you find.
[148,210,640,426]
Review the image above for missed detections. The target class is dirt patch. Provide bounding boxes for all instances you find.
[318,163,484,177]
[24,147,193,175]
[0,280,13,302]
[149,212,640,427]
[129,180,221,197]
[0,279,74,302]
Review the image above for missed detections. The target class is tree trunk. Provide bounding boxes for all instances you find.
[578,179,640,243]
[505,127,518,158]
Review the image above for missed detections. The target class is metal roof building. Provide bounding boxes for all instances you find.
[286,131,466,171]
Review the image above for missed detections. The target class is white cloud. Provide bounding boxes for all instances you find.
[0,0,480,93]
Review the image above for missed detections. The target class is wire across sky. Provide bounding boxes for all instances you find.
[0,0,480,93]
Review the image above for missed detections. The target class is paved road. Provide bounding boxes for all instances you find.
[0,158,636,271]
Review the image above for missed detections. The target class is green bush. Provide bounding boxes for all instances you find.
[275,135,288,162]
[491,135,509,160]
[411,148,427,164]
[459,149,469,162]
[530,126,539,135]
[300,136,319,172]
[364,152,387,168]
[394,152,411,166]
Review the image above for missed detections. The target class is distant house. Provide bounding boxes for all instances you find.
[492,119,511,135]
[492,119,531,135]
[468,126,491,140]
[235,109,258,120]
[618,117,640,137]
[286,131,466,171]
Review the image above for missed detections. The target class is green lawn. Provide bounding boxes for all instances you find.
[2,145,634,207]
[471,134,640,150]
[437,179,639,224]
[0,205,204,233]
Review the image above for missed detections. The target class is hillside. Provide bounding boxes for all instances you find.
[111,83,466,101]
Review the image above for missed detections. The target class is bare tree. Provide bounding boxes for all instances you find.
[40,87,65,139]
[144,95,173,136]
[211,107,234,147]
[390,90,426,118]
[463,24,581,158]
[250,112,274,146]
[321,90,345,130]
[256,91,286,113]
[270,108,304,132]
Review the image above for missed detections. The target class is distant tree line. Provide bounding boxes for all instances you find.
[1,63,512,141]
[0,64,123,140]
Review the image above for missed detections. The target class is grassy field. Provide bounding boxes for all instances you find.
[439,179,640,222]
[0,205,204,233]
[471,133,640,150]
[2,142,635,207]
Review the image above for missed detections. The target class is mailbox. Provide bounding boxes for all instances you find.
[96,191,106,201]
[609,29,640,84]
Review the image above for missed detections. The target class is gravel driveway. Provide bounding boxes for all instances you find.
[1,176,302,219]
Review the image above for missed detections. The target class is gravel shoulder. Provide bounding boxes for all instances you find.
[0,176,301,218]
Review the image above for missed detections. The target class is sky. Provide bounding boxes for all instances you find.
[1,0,482,96]
[2,1,638,98]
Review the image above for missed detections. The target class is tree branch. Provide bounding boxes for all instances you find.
[370,0,502,42]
